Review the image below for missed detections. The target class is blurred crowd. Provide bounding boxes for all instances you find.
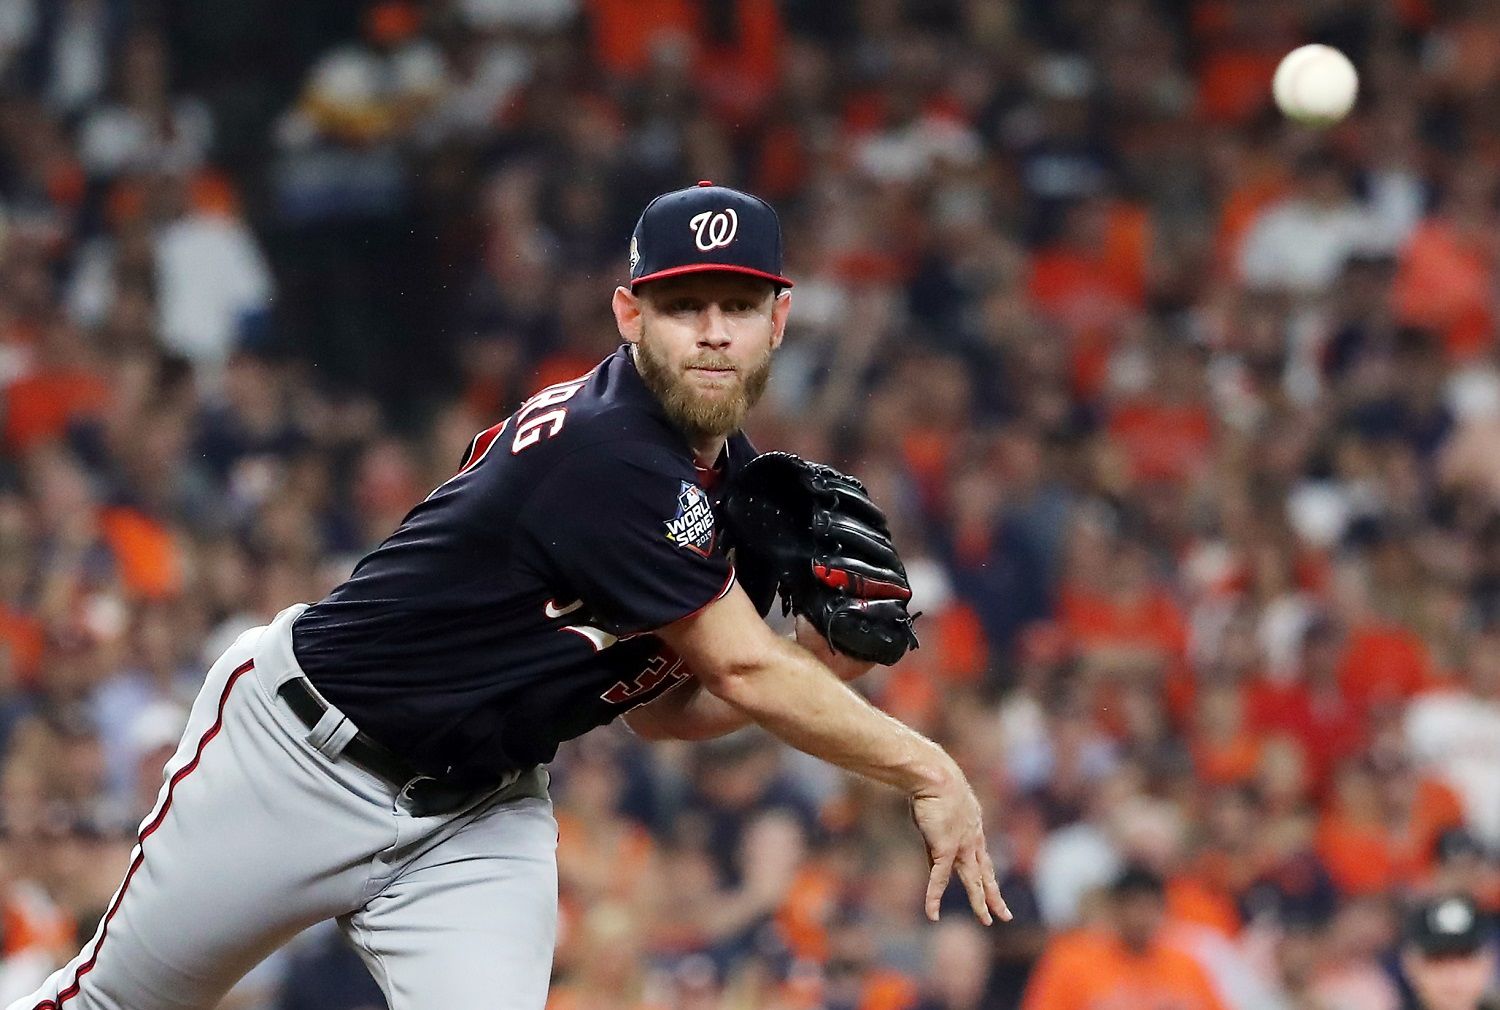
[6,0,1500,1008]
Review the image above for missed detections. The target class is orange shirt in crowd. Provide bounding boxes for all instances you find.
[1245,678,1365,791]
[2,884,74,961]
[860,968,919,1010]
[1337,622,1433,712]
[584,0,695,76]
[1403,778,1466,875]
[1392,219,1495,360]
[1022,929,1228,1010]
[1165,876,1241,938]
[529,352,600,397]
[99,507,183,601]
[461,378,512,422]
[776,862,839,963]
[1060,585,1193,719]
[1316,779,1464,896]
[1187,1,1281,126]
[1028,207,1150,313]
[1107,401,1214,485]
[0,605,44,684]
[3,368,110,452]
[879,605,986,729]
[1316,812,1401,897]
[752,120,810,199]
[583,0,782,117]
[1027,204,1150,400]
[899,428,958,513]
[1059,588,1190,663]
[1190,725,1263,788]
[1194,49,1279,125]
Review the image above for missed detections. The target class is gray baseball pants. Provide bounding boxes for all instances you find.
[8,605,558,1010]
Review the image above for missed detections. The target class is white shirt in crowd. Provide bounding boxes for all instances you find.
[1237,168,1421,296]
[1238,199,1389,295]
[155,211,275,371]
[1405,687,1500,846]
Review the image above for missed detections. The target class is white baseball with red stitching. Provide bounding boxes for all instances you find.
[1273,44,1358,127]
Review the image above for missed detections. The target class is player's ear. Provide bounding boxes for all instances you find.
[770,288,791,351]
[613,285,644,345]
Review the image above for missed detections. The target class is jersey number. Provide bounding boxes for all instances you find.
[602,652,687,705]
[547,599,688,707]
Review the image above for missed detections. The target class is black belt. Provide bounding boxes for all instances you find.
[277,679,484,817]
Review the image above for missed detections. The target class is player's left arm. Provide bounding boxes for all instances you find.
[624,616,874,741]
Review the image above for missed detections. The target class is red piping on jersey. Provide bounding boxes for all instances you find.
[448,363,603,482]
[32,659,255,1010]
[458,421,508,475]
[694,461,723,492]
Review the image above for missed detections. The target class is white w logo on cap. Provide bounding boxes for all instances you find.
[689,209,738,251]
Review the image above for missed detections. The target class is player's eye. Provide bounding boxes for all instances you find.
[724,300,755,314]
[667,299,700,314]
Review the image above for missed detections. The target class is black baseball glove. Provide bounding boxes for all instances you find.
[722,451,920,666]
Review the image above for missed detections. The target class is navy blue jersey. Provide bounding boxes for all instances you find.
[291,345,776,780]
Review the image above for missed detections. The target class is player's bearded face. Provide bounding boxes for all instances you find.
[636,328,773,437]
[634,297,777,439]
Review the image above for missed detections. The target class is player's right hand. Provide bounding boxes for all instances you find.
[909,764,1012,926]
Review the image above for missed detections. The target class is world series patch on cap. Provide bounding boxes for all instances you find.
[629,180,794,289]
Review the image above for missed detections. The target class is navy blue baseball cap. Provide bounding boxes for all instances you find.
[628,181,793,289]
[1406,895,1490,956]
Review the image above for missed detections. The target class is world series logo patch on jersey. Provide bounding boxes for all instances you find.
[665,481,716,557]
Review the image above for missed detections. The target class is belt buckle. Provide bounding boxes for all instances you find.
[396,773,438,811]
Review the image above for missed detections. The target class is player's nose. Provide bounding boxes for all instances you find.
[698,305,733,348]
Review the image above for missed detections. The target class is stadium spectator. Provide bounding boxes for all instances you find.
[1021,865,1228,1010]
[1399,895,1500,1010]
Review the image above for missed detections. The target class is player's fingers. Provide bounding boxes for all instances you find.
[956,851,993,926]
[925,851,956,923]
[979,846,1013,922]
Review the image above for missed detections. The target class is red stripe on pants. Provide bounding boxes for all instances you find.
[33,658,256,1010]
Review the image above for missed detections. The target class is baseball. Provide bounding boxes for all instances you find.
[1273,44,1358,126]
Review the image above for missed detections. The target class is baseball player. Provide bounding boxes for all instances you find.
[13,182,1009,1010]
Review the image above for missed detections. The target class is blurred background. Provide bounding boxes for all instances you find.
[3,0,1500,1007]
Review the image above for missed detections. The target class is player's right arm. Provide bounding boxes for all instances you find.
[654,581,1012,926]
[623,616,872,741]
